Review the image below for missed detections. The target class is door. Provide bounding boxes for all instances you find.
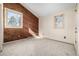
[75,5,79,55]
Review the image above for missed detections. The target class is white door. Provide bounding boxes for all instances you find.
[75,5,79,55]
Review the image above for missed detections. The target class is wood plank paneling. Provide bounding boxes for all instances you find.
[3,3,39,42]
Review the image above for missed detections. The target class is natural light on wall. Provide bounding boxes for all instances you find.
[28,28,43,38]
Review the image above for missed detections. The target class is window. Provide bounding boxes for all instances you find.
[5,8,23,28]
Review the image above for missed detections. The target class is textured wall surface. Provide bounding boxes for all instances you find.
[4,3,39,42]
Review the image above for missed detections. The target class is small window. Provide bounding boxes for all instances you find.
[55,14,64,29]
[5,8,23,28]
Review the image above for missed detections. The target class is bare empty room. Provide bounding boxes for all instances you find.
[0,3,79,56]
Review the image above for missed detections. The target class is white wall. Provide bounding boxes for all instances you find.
[39,8,75,44]
[75,4,79,55]
[0,4,3,52]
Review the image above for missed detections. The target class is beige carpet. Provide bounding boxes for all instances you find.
[0,38,76,56]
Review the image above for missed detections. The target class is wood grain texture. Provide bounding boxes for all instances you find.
[3,3,39,42]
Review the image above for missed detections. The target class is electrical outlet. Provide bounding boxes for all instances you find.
[64,36,66,39]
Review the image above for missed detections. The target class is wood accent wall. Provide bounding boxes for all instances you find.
[3,3,39,42]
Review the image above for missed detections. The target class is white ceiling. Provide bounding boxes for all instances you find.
[21,3,76,17]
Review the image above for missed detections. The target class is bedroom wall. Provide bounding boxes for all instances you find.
[0,4,3,51]
[75,3,79,55]
[4,3,39,42]
[39,7,75,44]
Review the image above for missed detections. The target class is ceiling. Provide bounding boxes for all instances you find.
[21,3,76,17]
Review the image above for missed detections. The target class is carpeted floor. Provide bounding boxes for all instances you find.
[0,38,76,56]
